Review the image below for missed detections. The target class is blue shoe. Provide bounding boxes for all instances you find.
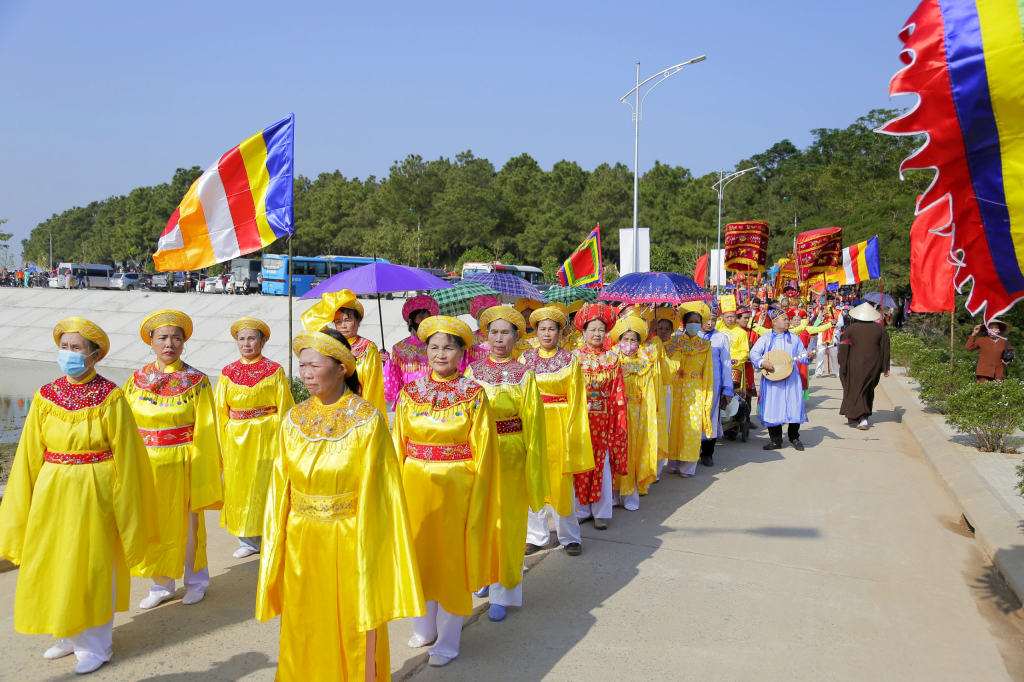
[488,604,506,622]
[474,585,489,598]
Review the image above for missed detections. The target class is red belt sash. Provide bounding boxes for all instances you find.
[541,394,567,404]
[229,406,277,420]
[44,450,113,465]
[139,425,195,447]
[406,441,472,462]
[495,417,523,435]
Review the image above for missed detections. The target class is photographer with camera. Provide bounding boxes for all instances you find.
[966,321,1014,382]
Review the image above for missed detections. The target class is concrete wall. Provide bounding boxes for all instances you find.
[0,288,430,377]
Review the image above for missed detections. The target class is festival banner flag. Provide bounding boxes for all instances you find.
[557,224,603,288]
[693,254,709,288]
[154,115,295,272]
[795,227,843,282]
[828,237,882,285]
[723,221,770,273]
[909,202,956,312]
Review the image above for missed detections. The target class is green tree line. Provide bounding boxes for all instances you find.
[21,107,930,293]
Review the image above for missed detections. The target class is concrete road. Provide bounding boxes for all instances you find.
[2,378,1023,681]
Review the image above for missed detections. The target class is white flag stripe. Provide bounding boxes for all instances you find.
[842,250,855,284]
[157,224,184,251]
[196,162,241,264]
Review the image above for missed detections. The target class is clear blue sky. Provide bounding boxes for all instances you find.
[0,0,919,261]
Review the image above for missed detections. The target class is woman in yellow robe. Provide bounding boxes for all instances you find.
[214,317,294,559]
[392,315,499,668]
[301,289,386,414]
[257,327,423,682]
[664,309,715,477]
[465,305,548,622]
[652,307,684,477]
[0,318,157,675]
[126,309,223,609]
[610,316,661,509]
[520,306,594,556]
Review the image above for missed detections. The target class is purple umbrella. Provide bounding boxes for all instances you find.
[300,261,452,348]
[598,272,712,305]
[462,272,548,302]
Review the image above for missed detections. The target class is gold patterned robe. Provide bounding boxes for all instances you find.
[615,344,661,497]
[391,373,499,615]
[256,392,423,682]
[349,336,387,415]
[658,336,685,459]
[0,372,158,637]
[125,359,223,578]
[670,334,715,462]
[214,356,294,538]
[465,356,548,589]
[519,347,594,516]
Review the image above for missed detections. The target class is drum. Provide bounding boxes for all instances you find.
[760,349,795,381]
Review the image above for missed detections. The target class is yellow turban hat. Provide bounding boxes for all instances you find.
[292,331,356,377]
[530,305,567,329]
[230,317,271,341]
[653,307,681,329]
[140,309,193,344]
[479,305,526,336]
[301,290,364,333]
[679,301,711,325]
[610,315,648,343]
[513,298,545,314]
[53,317,110,360]
[567,300,585,314]
[417,315,474,348]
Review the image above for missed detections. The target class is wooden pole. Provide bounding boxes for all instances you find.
[950,308,955,371]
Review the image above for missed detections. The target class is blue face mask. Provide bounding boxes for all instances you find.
[57,349,93,377]
[685,323,702,336]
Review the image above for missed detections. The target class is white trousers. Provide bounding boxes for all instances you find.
[664,459,698,476]
[576,453,613,521]
[238,536,261,551]
[615,489,640,511]
[490,560,525,607]
[151,512,209,597]
[411,601,464,659]
[526,501,581,546]
[55,572,115,662]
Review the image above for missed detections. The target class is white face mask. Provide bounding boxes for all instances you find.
[685,323,702,336]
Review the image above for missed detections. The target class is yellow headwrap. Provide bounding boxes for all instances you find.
[610,315,648,343]
[292,331,357,377]
[567,300,585,314]
[679,301,711,325]
[300,290,364,333]
[53,317,110,360]
[417,315,474,348]
[624,304,654,323]
[230,317,271,341]
[479,305,526,336]
[140,309,193,344]
[719,294,737,313]
[513,298,545,314]
[653,307,681,329]
[530,305,567,329]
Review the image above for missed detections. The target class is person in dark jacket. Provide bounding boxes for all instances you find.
[966,322,1013,382]
[838,303,890,430]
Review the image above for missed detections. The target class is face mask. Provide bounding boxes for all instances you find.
[57,349,93,377]
[619,340,639,355]
[685,323,702,336]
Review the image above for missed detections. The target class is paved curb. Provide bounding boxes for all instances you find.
[880,374,1024,604]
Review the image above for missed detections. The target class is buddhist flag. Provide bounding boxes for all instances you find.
[829,237,881,285]
[557,224,603,287]
[154,115,295,272]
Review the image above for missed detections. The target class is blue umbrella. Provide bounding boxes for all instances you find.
[598,272,712,305]
[462,272,548,302]
[862,291,897,310]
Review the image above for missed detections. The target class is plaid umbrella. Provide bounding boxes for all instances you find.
[543,285,598,305]
[430,281,501,316]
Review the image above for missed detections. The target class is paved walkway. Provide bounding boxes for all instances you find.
[2,377,1023,680]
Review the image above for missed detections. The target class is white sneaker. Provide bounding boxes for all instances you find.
[44,644,74,660]
[407,634,434,648]
[139,592,173,609]
[428,655,452,667]
[233,546,259,559]
[75,658,105,674]
[181,590,205,605]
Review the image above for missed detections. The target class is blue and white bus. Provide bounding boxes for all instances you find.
[261,255,388,296]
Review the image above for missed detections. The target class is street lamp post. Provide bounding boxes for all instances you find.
[711,167,757,292]
[620,55,706,274]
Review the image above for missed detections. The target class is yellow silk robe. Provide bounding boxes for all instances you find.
[0,372,158,637]
[125,359,223,578]
[392,372,499,616]
[671,334,715,462]
[717,321,751,392]
[465,356,548,589]
[560,326,583,352]
[519,347,594,516]
[658,337,685,460]
[512,334,540,359]
[256,392,423,682]
[214,356,294,538]
[349,336,387,415]
[615,345,661,497]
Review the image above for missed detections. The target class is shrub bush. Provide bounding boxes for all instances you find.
[907,346,948,379]
[944,378,1024,453]
[888,330,925,368]
[914,362,975,414]
[290,376,310,404]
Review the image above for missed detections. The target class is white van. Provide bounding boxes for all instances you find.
[49,263,116,289]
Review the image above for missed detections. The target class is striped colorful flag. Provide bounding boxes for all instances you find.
[557,224,603,288]
[154,115,295,272]
[829,237,881,285]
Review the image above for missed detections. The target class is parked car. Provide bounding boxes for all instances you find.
[201,276,225,293]
[110,272,141,291]
[152,272,185,292]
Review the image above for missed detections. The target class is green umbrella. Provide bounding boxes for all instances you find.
[430,281,500,316]
[543,285,598,305]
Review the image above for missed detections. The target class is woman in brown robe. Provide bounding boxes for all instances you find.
[838,303,890,430]
[965,322,1012,382]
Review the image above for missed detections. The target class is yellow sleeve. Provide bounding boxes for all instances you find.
[256,420,290,622]
[354,412,426,631]
[360,344,387,416]
[107,391,160,569]
[465,393,499,592]
[391,397,408,472]
[753,324,770,336]
[0,394,45,564]
[564,358,596,474]
[651,356,668,459]
[275,368,295,417]
[521,372,549,512]
[806,322,833,334]
[212,371,230,452]
[699,349,715,435]
[189,380,224,512]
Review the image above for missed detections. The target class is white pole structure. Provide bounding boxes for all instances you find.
[621,55,706,274]
[710,166,757,292]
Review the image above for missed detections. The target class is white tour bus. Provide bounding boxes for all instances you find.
[461,261,547,287]
[49,262,116,289]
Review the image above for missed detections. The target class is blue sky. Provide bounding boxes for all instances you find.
[0,0,919,260]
